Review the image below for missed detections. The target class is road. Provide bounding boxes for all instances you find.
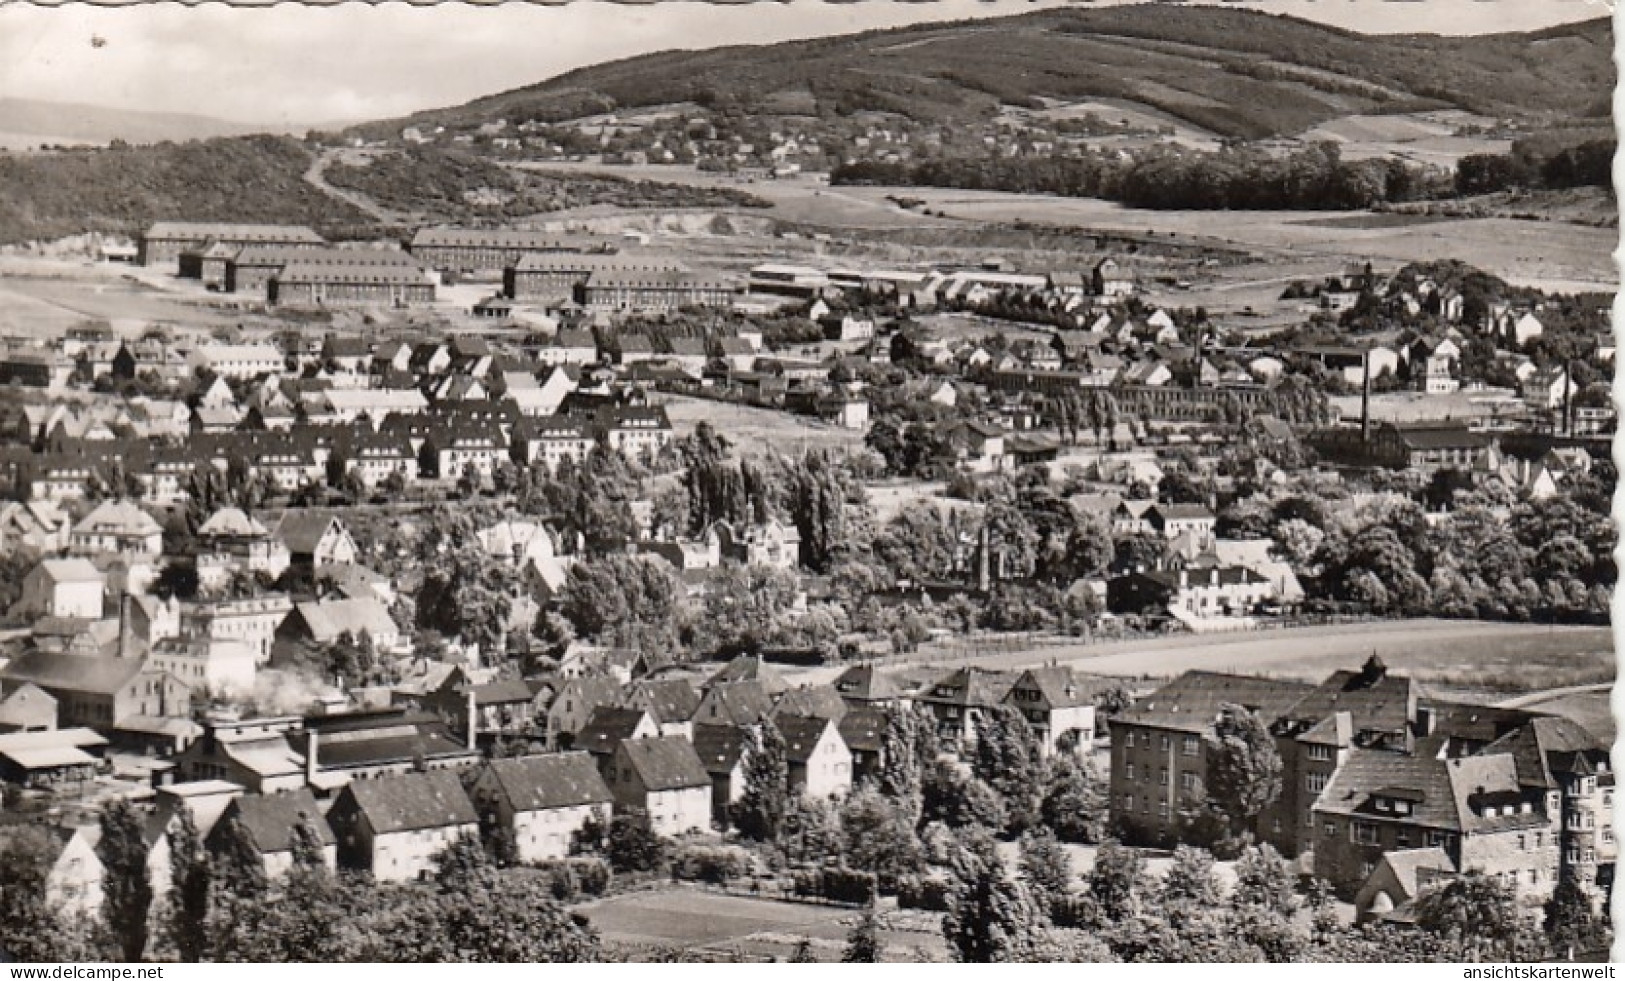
[303,148,411,226]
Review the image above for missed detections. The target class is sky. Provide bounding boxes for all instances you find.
[0,0,1614,129]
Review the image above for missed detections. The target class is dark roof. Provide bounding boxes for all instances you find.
[832,665,903,702]
[1393,425,1493,451]
[1484,716,1609,792]
[916,667,1019,709]
[575,706,653,755]
[772,685,848,722]
[691,723,751,775]
[621,679,701,725]
[3,652,152,696]
[693,680,776,726]
[214,789,334,853]
[339,769,479,834]
[1316,749,1543,835]
[275,512,344,554]
[619,735,710,791]
[469,678,537,706]
[776,714,839,764]
[1276,660,1418,745]
[836,705,887,754]
[1008,667,1112,710]
[1116,671,1315,735]
[480,752,613,811]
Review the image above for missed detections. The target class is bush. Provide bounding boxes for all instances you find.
[794,866,878,905]
[895,873,952,911]
[534,856,612,898]
[669,844,753,886]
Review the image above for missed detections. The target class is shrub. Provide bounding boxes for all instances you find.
[670,844,753,886]
[794,866,878,905]
[895,873,952,911]
[533,856,612,898]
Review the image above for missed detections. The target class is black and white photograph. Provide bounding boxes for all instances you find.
[0,0,1615,964]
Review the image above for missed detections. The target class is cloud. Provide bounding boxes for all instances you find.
[0,0,1605,127]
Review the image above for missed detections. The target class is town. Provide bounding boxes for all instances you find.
[0,0,1617,965]
[0,207,1612,963]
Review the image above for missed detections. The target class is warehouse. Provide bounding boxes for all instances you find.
[407,227,618,273]
[139,222,325,269]
[269,264,435,308]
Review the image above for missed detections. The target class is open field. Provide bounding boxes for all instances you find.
[0,269,245,336]
[1509,690,1615,743]
[901,619,1612,690]
[828,187,1619,291]
[1301,113,1512,167]
[654,394,866,456]
[580,886,946,961]
[1328,390,1524,424]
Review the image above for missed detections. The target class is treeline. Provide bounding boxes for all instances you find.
[1455,138,1614,196]
[833,143,1448,211]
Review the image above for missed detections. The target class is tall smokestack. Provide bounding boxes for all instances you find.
[1562,360,1574,437]
[1360,351,1372,444]
[305,729,319,785]
[118,593,134,658]
[466,686,478,752]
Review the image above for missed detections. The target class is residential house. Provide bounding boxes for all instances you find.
[274,513,359,570]
[777,714,852,799]
[575,706,661,766]
[0,683,58,733]
[619,679,701,739]
[1003,667,1102,757]
[710,520,801,571]
[70,501,164,558]
[0,652,190,736]
[544,675,624,750]
[274,597,403,659]
[13,558,104,620]
[327,770,480,882]
[914,667,1019,744]
[604,735,712,837]
[208,789,338,878]
[467,753,614,863]
[831,665,906,709]
[691,723,751,822]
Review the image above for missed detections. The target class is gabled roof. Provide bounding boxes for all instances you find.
[621,679,701,725]
[339,769,479,834]
[480,752,613,811]
[289,598,396,645]
[694,680,776,726]
[836,705,887,754]
[2,652,157,697]
[576,706,654,755]
[618,735,710,791]
[776,714,840,764]
[1276,658,1417,744]
[36,557,103,584]
[691,723,751,775]
[772,685,848,722]
[916,667,1019,709]
[216,789,335,853]
[831,664,902,702]
[274,512,346,554]
[706,655,788,696]
[1008,667,1110,710]
[197,507,271,539]
[1484,715,1609,791]
[73,500,162,536]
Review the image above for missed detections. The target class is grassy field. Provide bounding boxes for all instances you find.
[1512,690,1615,743]
[828,187,1617,291]
[654,394,866,457]
[581,886,946,962]
[902,619,1612,692]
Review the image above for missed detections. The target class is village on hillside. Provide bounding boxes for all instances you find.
[0,205,1612,963]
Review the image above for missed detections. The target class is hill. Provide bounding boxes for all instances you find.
[0,98,281,149]
[354,7,1613,141]
[0,135,378,245]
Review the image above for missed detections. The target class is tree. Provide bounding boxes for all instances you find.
[942,831,1049,963]
[165,808,211,963]
[878,704,925,824]
[788,938,817,963]
[98,798,154,961]
[1087,839,1146,923]
[921,759,1007,831]
[0,827,73,962]
[1017,827,1073,918]
[1414,870,1520,961]
[1039,754,1107,844]
[1194,705,1282,856]
[838,789,923,892]
[606,812,666,873]
[1232,844,1298,918]
[1160,845,1224,908]
[1543,875,1609,959]
[971,706,1044,833]
[842,902,883,963]
[734,718,790,842]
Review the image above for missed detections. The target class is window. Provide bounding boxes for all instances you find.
[1181,772,1197,792]
[1325,822,1337,838]
[1360,861,1375,879]
[1122,794,1134,811]
[1158,800,1169,818]
[1182,736,1199,757]
[1307,744,1333,762]
[1159,734,1171,752]
[1352,822,1380,846]
[1396,829,1410,848]
[1158,767,1168,786]
[1518,833,1527,851]
[1126,763,1136,781]
[1123,731,1135,749]
[1604,829,1614,844]
[1306,773,1328,794]
[1529,869,1540,885]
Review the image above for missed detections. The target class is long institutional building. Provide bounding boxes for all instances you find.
[406,227,621,273]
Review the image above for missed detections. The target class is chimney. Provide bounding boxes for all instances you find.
[305,729,319,785]
[118,592,134,658]
[1562,360,1573,437]
[1360,351,1371,444]
[466,685,478,752]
